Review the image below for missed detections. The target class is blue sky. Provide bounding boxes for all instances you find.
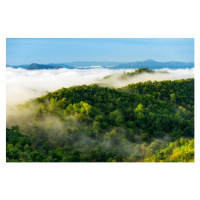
[6,38,194,65]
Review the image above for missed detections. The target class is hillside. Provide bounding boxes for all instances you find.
[6,77,194,162]
[102,67,167,81]
[145,138,194,162]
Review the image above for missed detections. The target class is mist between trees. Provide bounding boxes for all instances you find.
[6,68,194,162]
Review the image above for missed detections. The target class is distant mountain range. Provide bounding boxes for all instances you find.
[6,60,194,70]
[25,63,64,70]
[6,63,73,70]
[49,61,124,67]
[114,59,194,69]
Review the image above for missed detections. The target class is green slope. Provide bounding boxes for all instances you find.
[7,78,194,162]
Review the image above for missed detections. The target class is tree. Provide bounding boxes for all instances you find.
[134,103,144,119]
[170,93,176,104]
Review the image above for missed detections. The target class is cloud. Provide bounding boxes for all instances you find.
[97,68,194,88]
[6,67,194,107]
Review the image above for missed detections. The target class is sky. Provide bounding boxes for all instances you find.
[6,38,194,65]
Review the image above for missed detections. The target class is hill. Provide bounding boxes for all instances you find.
[7,78,194,162]
[24,63,64,70]
[102,67,167,80]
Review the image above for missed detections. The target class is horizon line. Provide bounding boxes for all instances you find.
[7,59,194,66]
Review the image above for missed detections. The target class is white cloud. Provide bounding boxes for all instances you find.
[6,67,194,107]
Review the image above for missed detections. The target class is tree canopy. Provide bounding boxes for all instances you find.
[7,75,194,162]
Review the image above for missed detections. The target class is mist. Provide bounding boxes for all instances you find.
[6,67,194,107]
[97,68,194,88]
[6,66,194,161]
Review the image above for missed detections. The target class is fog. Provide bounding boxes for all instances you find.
[6,66,193,159]
[98,68,194,88]
[6,67,194,107]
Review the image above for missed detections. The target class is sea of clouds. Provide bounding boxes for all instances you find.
[6,67,194,107]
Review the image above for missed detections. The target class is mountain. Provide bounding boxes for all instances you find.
[25,63,75,70]
[6,64,29,68]
[48,61,125,68]
[63,61,125,67]
[24,63,64,70]
[114,59,194,69]
[6,63,74,70]
[7,62,126,69]
[46,63,75,68]
[7,60,194,70]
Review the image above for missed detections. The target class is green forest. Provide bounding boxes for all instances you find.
[6,68,194,162]
[103,67,167,80]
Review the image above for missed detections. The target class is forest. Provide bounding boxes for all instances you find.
[6,68,194,162]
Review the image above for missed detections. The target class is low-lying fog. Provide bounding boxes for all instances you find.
[6,67,194,107]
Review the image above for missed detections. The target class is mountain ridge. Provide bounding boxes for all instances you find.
[7,60,194,70]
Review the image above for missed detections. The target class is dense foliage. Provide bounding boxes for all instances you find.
[6,126,194,162]
[145,138,194,162]
[6,76,194,162]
